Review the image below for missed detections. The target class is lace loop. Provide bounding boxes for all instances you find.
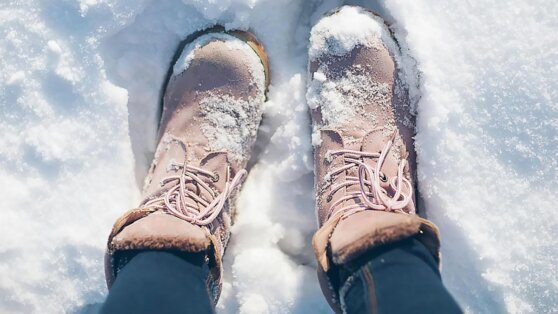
[141,162,246,226]
[325,134,413,221]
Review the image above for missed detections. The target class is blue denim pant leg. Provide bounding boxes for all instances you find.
[100,250,214,314]
[339,238,462,314]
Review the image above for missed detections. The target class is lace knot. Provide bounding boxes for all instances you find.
[141,162,246,226]
[324,135,413,221]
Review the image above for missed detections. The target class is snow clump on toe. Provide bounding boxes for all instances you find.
[308,6,395,61]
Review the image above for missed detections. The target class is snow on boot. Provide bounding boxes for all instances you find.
[104,29,269,303]
[307,6,440,310]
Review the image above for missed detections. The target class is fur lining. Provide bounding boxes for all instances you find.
[110,236,210,253]
[312,211,441,312]
[312,211,344,272]
[332,218,421,265]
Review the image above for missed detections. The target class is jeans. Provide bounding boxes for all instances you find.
[339,238,462,314]
[100,239,461,314]
[100,251,213,314]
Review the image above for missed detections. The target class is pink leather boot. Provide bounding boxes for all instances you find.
[307,7,440,310]
[104,29,270,303]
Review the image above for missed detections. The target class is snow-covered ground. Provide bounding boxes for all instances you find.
[1,0,557,313]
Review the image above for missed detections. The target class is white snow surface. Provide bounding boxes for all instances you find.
[0,0,557,313]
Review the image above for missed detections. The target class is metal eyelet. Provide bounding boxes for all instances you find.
[380,172,388,182]
[326,194,333,202]
[212,173,220,182]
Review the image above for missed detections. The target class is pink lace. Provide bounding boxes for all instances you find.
[325,134,413,220]
[141,162,246,226]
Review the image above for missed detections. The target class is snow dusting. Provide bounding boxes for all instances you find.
[307,71,387,129]
[0,0,557,313]
[200,93,264,161]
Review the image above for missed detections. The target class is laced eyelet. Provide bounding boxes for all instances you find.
[212,173,220,182]
[380,172,388,182]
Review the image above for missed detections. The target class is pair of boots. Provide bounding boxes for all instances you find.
[104,6,440,311]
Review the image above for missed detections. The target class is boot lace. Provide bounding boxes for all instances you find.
[140,161,246,226]
[324,134,413,221]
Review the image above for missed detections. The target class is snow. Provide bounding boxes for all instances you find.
[308,6,386,60]
[307,71,389,129]
[0,0,557,313]
[200,93,265,161]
